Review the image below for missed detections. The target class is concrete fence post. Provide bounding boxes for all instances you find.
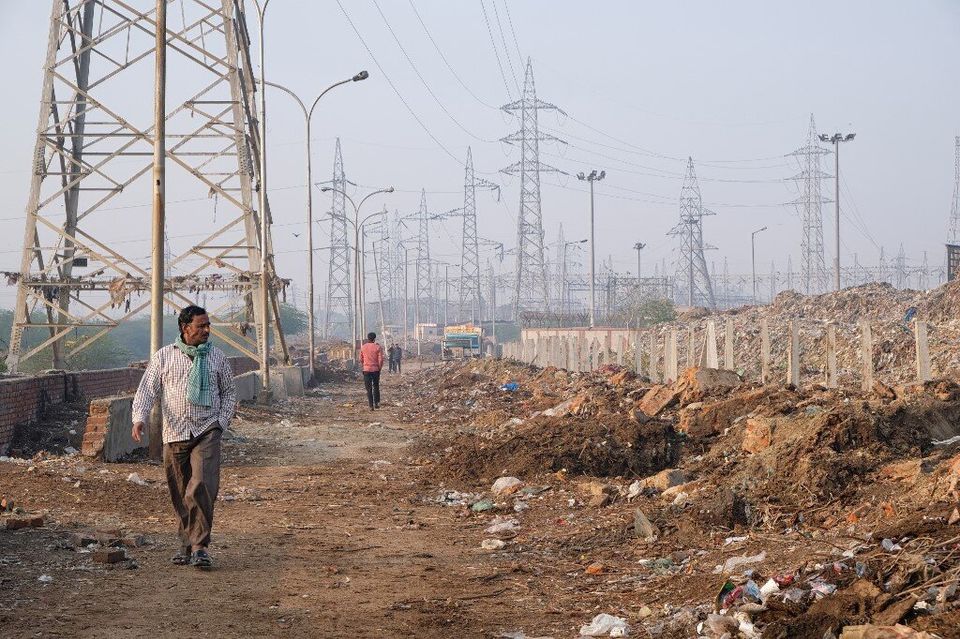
[787,319,800,386]
[667,329,679,382]
[634,333,643,375]
[724,317,735,371]
[687,327,697,369]
[705,320,719,368]
[860,319,874,391]
[760,318,771,384]
[826,323,838,388]
[914,320,931,382]
[649,332,659,382]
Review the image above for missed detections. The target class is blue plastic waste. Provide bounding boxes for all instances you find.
[501,382,519,392]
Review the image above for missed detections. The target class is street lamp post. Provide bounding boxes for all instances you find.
[819,131,856,291]
[251,0,273,401]
[633,242,646,279]
[751,226,767,304]
[577,170,605,327]
[259,71,368,382]
[320,186,393,361]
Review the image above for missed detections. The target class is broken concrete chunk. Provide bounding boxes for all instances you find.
[638,385,681,417]
[491,476,523,496]
[633,508,659,540]
[639,468,689,492]
[742,417,775,454]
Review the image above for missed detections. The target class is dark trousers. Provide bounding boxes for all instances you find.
[395,360,402,373]
[164,426,222,552]
[363,371,381,407]
[388,359,396,373]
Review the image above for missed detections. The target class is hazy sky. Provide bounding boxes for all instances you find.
[1,0,959,311]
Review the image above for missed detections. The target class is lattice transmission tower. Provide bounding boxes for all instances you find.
[668,158,716,308]
[459,147,499,323]
[788,114,831,294]
[949,136,960,244]
[324,138,352,339]
[414,190,433,325]
[500,59,565,318]
[6,0,288,372]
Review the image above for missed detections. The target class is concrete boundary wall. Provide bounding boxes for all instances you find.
[502,320,936,389]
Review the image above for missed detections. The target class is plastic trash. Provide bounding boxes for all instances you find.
[500,382,519,392]
[471,499,495,512]
[484,516,519,534]
[759,578,781,599]
[881,538,903,552]
[125,472,148,486]
[626,480,642,501]
[491,476,524,496]
[481,538,506,550]
[720,551,766,574]
[38,575,53,583]
[579,613,629,637]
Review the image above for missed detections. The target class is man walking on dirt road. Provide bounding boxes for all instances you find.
[131,305,237,569]
[360,332,385,409]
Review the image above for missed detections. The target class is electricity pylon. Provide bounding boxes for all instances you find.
[459,147,499,323]
[324,138,352,339]
[668,158,716,308]
[500,59,565,318]
[6,0,287,372]
[788,114,831,294]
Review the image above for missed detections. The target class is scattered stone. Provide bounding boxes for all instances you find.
[639,468,689,492]
[480,538,506,551]
[637,385,681,417]
[949,508,960,525]
[879,460,922,482]
[38,574,53,583]
[91,548,127,564]
[5,515,44,530]
[68,532,98,549]
[471,499,495,513]
[742,417,775,454]
[491,476,523,496]
[633,508,658,541]
[584,562,605,575]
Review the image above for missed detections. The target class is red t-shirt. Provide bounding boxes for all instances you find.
[360,342,385,372]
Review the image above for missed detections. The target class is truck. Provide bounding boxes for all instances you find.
[441,323,484,359]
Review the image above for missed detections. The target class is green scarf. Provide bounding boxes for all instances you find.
[175,336,212,407]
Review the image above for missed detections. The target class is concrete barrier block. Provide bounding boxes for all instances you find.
[234,371,260,403]
[276,366,305,397]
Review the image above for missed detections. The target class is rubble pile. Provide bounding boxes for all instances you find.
[660,281,960,386]
[400,350,960,637]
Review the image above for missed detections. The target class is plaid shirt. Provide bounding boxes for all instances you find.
[132,343,237,444]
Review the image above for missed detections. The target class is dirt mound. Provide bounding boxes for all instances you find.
[440,415,680,481]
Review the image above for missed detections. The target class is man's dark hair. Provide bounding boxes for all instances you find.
[178,305,207,337]
[367,332,376,341]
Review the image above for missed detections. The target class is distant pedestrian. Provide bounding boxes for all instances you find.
[387,344,397,373]
[360,332,385,409]
[394,343,403,374]
[131,305,237,569]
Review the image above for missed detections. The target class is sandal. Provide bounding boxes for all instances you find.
[171,549,192,566]
[191,549,212,569]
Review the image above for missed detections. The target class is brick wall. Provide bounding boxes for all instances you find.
[0,367,143,455]
[0,356,256,455]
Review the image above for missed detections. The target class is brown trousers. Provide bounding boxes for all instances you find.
[163,426,222,552]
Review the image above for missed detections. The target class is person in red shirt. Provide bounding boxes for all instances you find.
[359,332,385,409]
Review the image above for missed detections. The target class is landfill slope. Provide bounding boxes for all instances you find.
[398,345,960,637]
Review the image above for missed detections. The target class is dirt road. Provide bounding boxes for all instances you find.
[0,374,566,638]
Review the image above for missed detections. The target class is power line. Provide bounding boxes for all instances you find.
[406,0,499,110]
[489,0,520,92]
[335,0,465,166]
[372,0,497,143]
[501,0,525,65]
[478,0,515,99]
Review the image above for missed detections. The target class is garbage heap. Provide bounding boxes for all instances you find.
[398,356,960,638]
